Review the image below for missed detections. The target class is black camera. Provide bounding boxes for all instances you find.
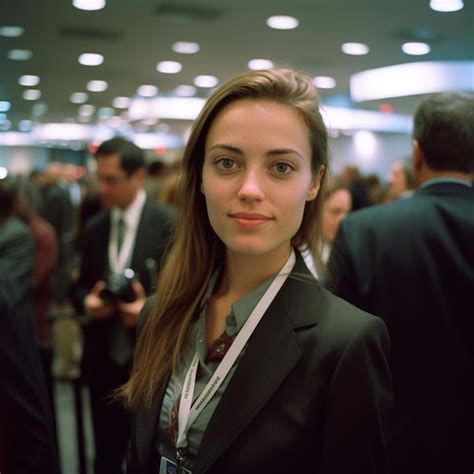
[99,268,137,304]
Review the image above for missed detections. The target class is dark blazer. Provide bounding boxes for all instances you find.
[72,198,174,379]
[0,277,59,474]
[130,252,392,474]
[327,182,474,474]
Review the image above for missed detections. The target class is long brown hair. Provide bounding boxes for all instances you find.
[120,68,330,410]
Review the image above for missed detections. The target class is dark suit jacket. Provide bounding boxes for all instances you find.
[0,277,59,474]
[130,252,392,474]
[72,198,174,381]
[327,182,474,474]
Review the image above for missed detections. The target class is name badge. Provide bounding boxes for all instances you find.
[159,456,192,474]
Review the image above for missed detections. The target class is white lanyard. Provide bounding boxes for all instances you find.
[176,249,296,449]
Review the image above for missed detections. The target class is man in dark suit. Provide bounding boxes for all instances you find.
[72,137,174,474]
[327,92,474,474]
[0,180,59,474]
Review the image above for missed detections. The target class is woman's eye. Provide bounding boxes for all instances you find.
[273,162,293,175]
[216,158,237,170]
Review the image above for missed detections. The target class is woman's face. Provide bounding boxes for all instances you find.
[322,189,352,242]
[201,99,322,261]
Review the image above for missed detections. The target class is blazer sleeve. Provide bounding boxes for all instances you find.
[318,316,392,474]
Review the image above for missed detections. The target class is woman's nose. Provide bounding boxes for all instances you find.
[236,169,265,201]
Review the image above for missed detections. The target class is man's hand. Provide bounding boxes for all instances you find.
[118,280,146,328]
[84,281,116,321]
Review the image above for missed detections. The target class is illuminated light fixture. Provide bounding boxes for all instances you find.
[379,103,393,113]
[32,103,48,115]
[156,61,182,74]
[0,113,6,121]
[353,130,378,158]
[321,106,411,133]
[402,42,431,55]
[0,26,24,37]
[0,121,11,131]
[266,15,299,30]
[78,53,104,66]
[248,59,274,70]
[8,49,32,60]
[0,101,11,112]
[128,97,206,120]
[70,92,89,104]
[98,107,115,119]
[174,85,197,97]
[19,120,32,132]
[430,0,463,12]
[137,85,158,97]
[194,75,218,88]
[78,104,96,116]
[0,167,8,179]
[112,97,131,109]
[23,89,41,100]
[19,74,40,86]
[32,123,94,141]
[73,0,106,11]
[342,42,370,55]
[172,41,200,54]
[87,80,108,92]
[350,60,474,102]
[313,76,337,89]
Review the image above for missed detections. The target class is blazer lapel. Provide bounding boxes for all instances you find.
[194,253,321,473]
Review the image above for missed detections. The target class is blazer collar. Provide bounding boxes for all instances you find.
[135,250,322,472]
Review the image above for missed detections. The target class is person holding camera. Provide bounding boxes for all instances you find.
[72,137,174,474]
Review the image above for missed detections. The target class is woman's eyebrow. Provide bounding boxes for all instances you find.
[207,143,304,160]
[207,143,243,154]
[267,148,305,160]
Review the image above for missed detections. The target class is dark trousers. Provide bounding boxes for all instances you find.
[88,363,130,474]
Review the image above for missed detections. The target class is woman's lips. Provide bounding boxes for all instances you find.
[229,213,273,228]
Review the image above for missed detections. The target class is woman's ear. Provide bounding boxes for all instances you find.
[306,166,325,201]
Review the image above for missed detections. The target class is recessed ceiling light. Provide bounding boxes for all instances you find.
[430,0,463,12]
[23,89,41,101]
[19,75,40,86]
[79,104,96,116]
[194,75,218,88]
[32,103,48,115]
[137,85,158,97]
[172,41,200,54]
[8,49,32,60]
[174,85,197,97]
[19,120,33,132]
[0,121,11,132]
[0,26,24,37]
[112,97,131,109]
[70,92,89,104]
[73,0,106,11]
[313,76,337,89]
[87,80,108,92]
[0,101,11,112]
[78,53,104,66]
[341,42,370,55]
[266,15,299,30]
[248,59,274,70]
[402,42,431,55]
[156,61,182,74]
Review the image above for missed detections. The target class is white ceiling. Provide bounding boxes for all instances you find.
[1,0,473,137]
